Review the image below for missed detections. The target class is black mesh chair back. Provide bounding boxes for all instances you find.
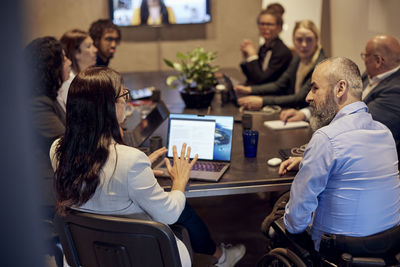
[54,209,182,267]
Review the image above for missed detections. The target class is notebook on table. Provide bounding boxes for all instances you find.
[263,120,309,130]
[156,113,234,182]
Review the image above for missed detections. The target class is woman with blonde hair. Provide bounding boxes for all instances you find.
[235,20,326,110]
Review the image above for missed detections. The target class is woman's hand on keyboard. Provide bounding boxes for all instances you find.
[165,143,198,193]
[148,147,168,176]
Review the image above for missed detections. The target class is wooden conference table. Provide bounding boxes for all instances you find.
[122,69,312,198]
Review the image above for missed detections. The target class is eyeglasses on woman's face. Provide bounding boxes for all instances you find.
[258,22,277,28]
[117,88,130,102]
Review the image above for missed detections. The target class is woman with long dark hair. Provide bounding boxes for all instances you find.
[26,36,72,266]
[51,67,246,266]
[131,0,176,26]
[51,67,196,266]
[27,36,71,208]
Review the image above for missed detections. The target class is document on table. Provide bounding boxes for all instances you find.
[263,120,309,130]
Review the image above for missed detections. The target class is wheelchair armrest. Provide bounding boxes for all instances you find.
[340,253,385,267]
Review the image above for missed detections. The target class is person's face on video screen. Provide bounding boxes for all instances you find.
[98,29,120,60]
[146,0,160,7]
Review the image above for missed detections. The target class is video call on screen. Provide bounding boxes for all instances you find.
[112,0,211,26]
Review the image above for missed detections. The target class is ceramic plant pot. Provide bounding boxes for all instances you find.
[179,88,215,109]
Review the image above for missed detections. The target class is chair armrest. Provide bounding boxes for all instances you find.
[340,253,385,267]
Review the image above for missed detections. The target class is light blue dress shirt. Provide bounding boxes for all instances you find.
[284,101,400,250]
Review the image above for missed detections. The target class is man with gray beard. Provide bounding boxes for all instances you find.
[307,81,337,131]
[280,34,400,157]
[265,57,400,253]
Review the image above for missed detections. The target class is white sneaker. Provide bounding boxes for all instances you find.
[215,243,246,267]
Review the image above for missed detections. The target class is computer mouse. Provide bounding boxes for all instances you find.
[267,157,282,167]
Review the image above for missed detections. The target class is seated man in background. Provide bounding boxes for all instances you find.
[89,19,121,67]
[272,57,400,252]
[281,34,400,150]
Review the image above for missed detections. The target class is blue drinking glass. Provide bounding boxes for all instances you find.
[242,130,258,158]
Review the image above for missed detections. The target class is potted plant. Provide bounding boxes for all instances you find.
[164,47,219,108]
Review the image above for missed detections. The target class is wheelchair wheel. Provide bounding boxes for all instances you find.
[256,253,292,267]
[257,248,307,267]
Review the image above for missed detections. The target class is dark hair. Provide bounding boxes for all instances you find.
[140,0,170,25]
[89,19,121,47]
[266,3,284,15]
[24,36,65,100]
[54,67,124,215]
[60,29,89,73]
[257,3,284,27]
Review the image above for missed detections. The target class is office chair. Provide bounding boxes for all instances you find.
[55,209,187,267]
[257,217,400,267]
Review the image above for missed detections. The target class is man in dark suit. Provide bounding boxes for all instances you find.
[360,34,400,145]
[280,35,400,149]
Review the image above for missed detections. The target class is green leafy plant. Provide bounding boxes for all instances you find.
[164,47,219,92]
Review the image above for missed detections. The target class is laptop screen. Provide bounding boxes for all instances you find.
[167,114,234,161]
[129,101,169,147]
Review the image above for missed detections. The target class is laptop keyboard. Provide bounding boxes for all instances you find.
[167,159,226,172]
[192,161,226,172]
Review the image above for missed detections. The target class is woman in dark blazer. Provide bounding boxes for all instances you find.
[240,4,292,85]
[26,37,71,208]
[25,36,71,266]
[236,20,326,110]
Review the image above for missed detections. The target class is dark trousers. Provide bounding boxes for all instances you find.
[175,202,217,255]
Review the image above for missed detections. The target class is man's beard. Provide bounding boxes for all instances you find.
[309,92,338,131]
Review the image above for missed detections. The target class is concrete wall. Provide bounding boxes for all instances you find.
[23,0,261,72]
[24,0,400,74]
[329,0,400,73]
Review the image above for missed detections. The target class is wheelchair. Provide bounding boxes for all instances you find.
[257,217,400,267]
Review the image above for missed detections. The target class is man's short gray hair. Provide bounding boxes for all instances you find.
[318,57,363,100]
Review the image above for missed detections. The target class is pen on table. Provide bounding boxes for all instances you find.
[283,119,287,126]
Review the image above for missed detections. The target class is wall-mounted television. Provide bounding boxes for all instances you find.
[110,0,211,27]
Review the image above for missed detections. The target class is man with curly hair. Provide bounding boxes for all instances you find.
[89,19,121,67]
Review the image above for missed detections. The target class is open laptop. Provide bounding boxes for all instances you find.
[156,113,234,182]
[123,101,170,147]
[215,72,239,107]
